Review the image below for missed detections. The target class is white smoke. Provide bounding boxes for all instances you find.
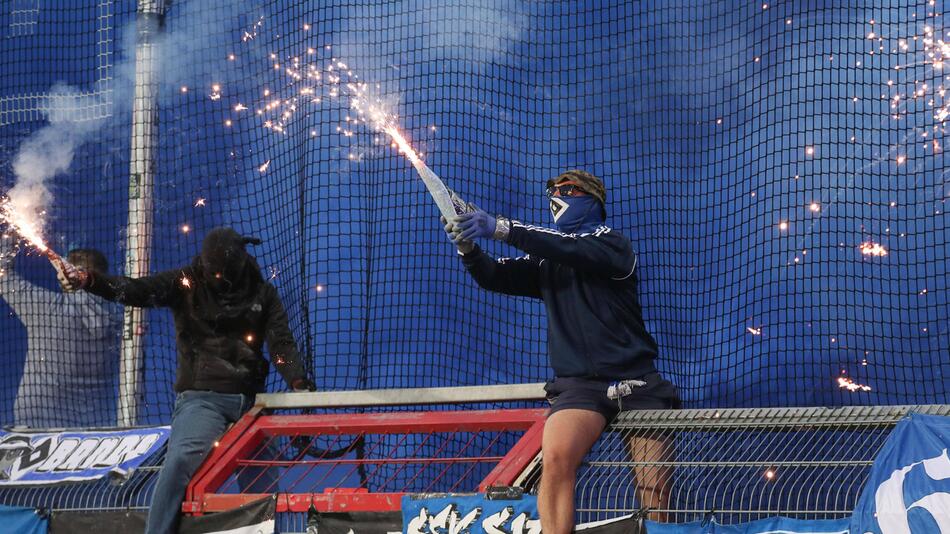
[3,85,106,248]
[2,0,242,249]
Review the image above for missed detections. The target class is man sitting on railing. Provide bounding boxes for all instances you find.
[56,226,316,534]
[444,170,679,531]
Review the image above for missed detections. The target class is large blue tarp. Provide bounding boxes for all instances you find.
[0,1,948,427]
[0,504,47,534]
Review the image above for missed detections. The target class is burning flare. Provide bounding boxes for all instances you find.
[0,196,48,252]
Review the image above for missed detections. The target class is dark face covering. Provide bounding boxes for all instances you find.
[201,229,250,293]
[194,228,264,316]
[550,195,605,234]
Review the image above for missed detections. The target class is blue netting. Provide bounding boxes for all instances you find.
[0,0,948,428]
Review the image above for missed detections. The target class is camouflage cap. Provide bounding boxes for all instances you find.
[546,169,606,206]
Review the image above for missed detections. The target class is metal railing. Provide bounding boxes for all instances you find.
[2,386,946,530]
[542,404,950,524]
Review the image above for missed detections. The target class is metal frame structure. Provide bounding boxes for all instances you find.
[0,0,114,126]
[182,388,950,524]
[183,384,549,514]
[3,383,947,529]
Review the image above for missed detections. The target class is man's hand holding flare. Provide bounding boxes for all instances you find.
[47,251,89,292]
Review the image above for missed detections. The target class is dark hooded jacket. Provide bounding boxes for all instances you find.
[83,229,307,394]
[461,221,658,381]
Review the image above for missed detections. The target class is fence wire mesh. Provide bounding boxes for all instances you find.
[548,404,950,524]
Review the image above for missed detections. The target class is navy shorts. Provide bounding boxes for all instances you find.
[544,373,680,421]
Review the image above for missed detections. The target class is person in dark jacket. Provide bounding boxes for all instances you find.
[57,226,315,534]
[445,170,679,531]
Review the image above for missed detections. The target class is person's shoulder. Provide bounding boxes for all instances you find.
[260,280,281,299]
[588,225,629,241]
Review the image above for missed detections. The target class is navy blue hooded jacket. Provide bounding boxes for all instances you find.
[461,221,659,380]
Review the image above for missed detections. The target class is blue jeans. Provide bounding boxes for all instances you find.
[146,390,278,534]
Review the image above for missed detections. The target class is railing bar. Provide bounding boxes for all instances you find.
[586,458,873,466]
[576,507,853,515]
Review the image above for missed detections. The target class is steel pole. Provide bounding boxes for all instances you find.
[118,0,165,427]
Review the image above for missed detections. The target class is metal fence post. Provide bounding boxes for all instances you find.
[119,0,165,427]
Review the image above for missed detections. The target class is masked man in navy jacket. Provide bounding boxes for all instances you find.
[445,170,679,531]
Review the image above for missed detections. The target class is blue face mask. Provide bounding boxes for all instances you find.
[549,195,605,234]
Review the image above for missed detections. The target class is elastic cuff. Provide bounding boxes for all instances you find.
[493,217,510,241]
[458,243,481,258]
[455,242,475,256]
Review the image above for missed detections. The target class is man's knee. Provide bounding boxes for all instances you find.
[542,444,584,477]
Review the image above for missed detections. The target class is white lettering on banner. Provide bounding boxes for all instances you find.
[126,433,160,463]
[407,505,481,534]
[482,507,540,534]
[907,493,950,532]
[97,435,141,466]
[482,506,512,534]
[509,511,541,534]
[83,437,121,469]
[58,438,99,470]
[407,504,539,534]
[35,438,80,472]
[874,448,950,533]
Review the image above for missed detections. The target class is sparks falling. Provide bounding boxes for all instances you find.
[0,196,48,252]
[859,241,888,257]
[837,377,872,392]
[217,19,438,177]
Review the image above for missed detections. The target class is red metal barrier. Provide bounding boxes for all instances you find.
[183,408,546,514]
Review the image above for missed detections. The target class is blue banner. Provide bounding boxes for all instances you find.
[0,426,169,485]
[402,495,540,534]
[401,495,848,534]
[851,413,950,533]
[0,504,47,534]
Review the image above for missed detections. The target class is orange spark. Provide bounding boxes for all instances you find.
[859,241,888,256]
[838,377,872,392]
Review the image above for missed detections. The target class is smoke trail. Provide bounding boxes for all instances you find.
[3,84,106,249]
[3,1,257,250]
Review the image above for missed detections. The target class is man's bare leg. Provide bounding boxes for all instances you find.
[539,409,607,534]
[628,433,674,522]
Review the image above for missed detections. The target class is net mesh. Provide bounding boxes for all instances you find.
[0,0,948,427]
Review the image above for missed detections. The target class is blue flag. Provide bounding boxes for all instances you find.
[851,413,950,533]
